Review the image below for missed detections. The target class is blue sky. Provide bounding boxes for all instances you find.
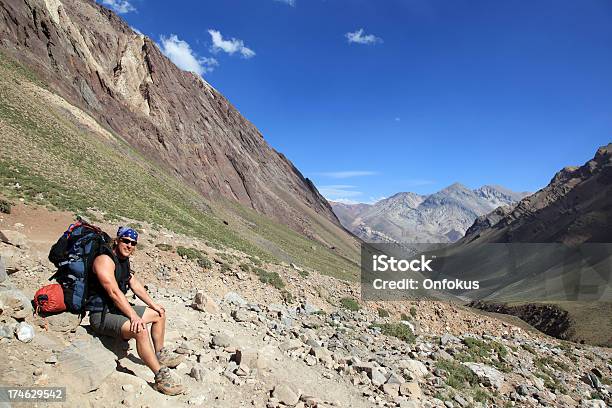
[101,0,612,203]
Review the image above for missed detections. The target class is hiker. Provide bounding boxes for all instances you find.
[87,226,184,395]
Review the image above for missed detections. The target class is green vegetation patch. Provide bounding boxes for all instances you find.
[377,308,390,318]
[155,243,173,251]
[339,297,360,312]
[522,344,536,355]
[535,370,567,393]
[534,356,569,372]
[0,198,10,214]
[455,338,510,372]
[177,246,204,260]
[218,252,239,263]
[252,267,285,290]
[409,306,417,318]
[472,386,494,403]
[532,356,568,393]
[435,359,478,389]
[176,246,211,268]
[248,256,262,267]
[372,322,416,343]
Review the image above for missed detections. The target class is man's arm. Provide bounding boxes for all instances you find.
[129,275,165,317]
[92,255,145,332]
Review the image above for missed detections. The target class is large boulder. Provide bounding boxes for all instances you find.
[0,230,28,248]
[398,359,428,380]
[38,313,81,333]
[223,291,247,306]
[463,362,505,389]
[271,382,300,406]
[0,247,21,275]
[234,347,268,370]
[57,337,117,393]
[192,290,220,314]
[0,287,33,320]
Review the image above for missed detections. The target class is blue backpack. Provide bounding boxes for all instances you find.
[48,219,112,313]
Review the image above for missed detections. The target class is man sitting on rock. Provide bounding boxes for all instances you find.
[87,226,185,395]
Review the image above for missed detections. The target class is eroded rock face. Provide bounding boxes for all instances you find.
[0,0,343,241]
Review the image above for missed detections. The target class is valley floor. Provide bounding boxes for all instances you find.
[1,203,611,407]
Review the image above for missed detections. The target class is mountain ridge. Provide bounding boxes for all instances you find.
[330,184,528,243]
[462,143,612,244]
[0,0,344,243]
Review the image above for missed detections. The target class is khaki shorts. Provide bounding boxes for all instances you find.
[89,305,147,338]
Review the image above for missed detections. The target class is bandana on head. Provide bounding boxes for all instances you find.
[117,226,138,242]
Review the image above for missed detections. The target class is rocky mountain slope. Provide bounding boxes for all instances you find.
[331,184,527,243]
[1,203,611,407]
[448,144,612,345]
[0,0,360,278]
[0,0,347,243]
[462,144,612,244]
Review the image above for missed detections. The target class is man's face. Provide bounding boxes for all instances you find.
[117,237,137,258]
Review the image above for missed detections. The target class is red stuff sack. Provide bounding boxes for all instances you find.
[33,284,66,314]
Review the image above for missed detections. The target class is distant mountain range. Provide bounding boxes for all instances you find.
[331,184,529,243]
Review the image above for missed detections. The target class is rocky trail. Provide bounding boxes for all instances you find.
[0,204,611,407]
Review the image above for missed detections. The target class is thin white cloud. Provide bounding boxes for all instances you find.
[160,34,218,76]
[99,0,135,14]
[394,117,401,122]
[332,198,361,204]
[314,171,379,179]
[208,29,256,59]
[274,0,296,6]
[345,28,383,45]
[318,184,388,205]
[319,185,363,200]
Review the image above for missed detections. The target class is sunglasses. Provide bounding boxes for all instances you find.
[120,238,138,247]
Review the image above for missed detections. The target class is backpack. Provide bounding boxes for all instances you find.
[47,219,112,313]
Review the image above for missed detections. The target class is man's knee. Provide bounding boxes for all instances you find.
[134,328,148,341]
[122,322,148,341]
[144,308,165,324]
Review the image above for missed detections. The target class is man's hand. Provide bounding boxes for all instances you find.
[151,303,165,318]
[130,315,146,334]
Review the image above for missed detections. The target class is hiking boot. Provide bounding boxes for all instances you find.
[154,366,184,396]
[156,346,185,368]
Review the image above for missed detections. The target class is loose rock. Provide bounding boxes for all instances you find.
[15,321,34,342]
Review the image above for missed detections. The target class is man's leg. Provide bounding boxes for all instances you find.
[120,321,161,374]
[141,307,165,353]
